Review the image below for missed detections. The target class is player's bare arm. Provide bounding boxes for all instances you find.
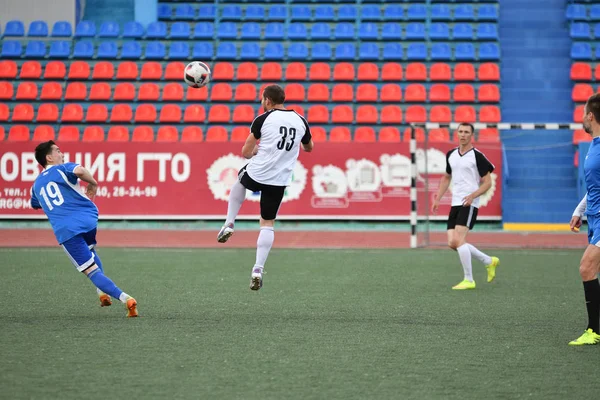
[242,134,259,159]
[302,139,314,152]
[74,166,98,200]
[571,194,587,232]
[432,173,452,214]
[463,172,492,206]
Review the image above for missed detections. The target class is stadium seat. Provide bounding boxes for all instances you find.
[285,63,306,81]
[381,105,402,124]
[431,4,451,20]
[157,126,179,142]
[405,84,426,102]
[1,41,22,57]
[92,62,114,79]
[362,43,381,60]
[454,63,476,81]
[454,84,475,102]
[573,129,590,145]
[163,83,184,101]
[356,63,377,81]
[430,106,452,123]
[211,83,233,101]
[197,5,216,21]
[115,62,137,80]
[75,21,95,37]
[138,83,160,101]
[0,104,9,122]
[407,43,427,60]
[339,5,358,21]
[0,82,14,99]
[307,84,330,102]
[288,23,307,40]
[90,82,112,100]
[208,105,231,122]
[478,84,500,102]
[8,126,30,141]
[309,127,326,142]
[429,63,450,81]
[214,42,235,59]
[176,4,195,20]
[5,20,25,37]
[403,127,425,142]
[355,105,377,124]
[431,43,452,60]
[123,21,144,38]
[99,21,119,38]
[165,62,185,80]
[240,43,261,60]
[86,105,108,122]
[61,104,84,122]
[478,24,498,40]
[218,22,237,39]
[358,23,379,41]
[453,24,473,40]
[13,105,35,122]
[233,105,255,123]
[186,86,208,101]
[170,22,191,39]
[0,60,18,78]
[430,84,451,102]
[406,63,427,81]
[110,104,133,122]
[235,83,257,101]
[44,61,66,79]
[184,105,206,123]
[566,4,587,20]
[312,23,332,40]
[309,63,330,81]
[334,23,355,40]
[107,126,129,142]
[56,126,79,141]
[455,105,476,123]
[356,84,378,102]
[65,82,87,100]
[285,84,305,101]
[72,40,93,58]
[379,127,401,142]
[429,23,449,40]
[595,65,600,81]
[478,63,499,81]
[332,105,353,123]
[40,82,62,100]
[479,43,500,61]
[259,63,280,81]
[135,104,158,122]
[182,126,203,142]
[37,104,59,122]
[206,127,228,142]
[67,61,90,79]
[573,84,594,102]
[478,5,498,21]
[574,105,585,123]
[97,41,117,59]
[429,128,450,142]
[480,106,501,123]
[231,127,248,142]
[407,4,427,20]
[315,5,335,21]
[331,84,353,102]
[213,62,234,80]
[478,128,500,143]
[405,106,427,123]
[132,126,154,142]
[145,42,166,59]
[19,61,41,79]
[329,127,352,143]
[265,23,284,40]
[381,63,402,81]
[455,43,475,61]
[335,43,357,61]
[16,82,38,100]
[146,22,167,39]
[121,41,142,59]
[571,63,592,81]
[25,41,46,58]
[406,23,427,40]
[51,21,72,37]
[33,125,55,141]
[48,41,71,59]
[308,105,329,123]
[112,82,135,101]
[312,43,332,61]
[83,126,105,142]
[141,62,163,80]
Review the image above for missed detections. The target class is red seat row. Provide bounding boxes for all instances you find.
[571,83,600,102]
[571,63,600,81]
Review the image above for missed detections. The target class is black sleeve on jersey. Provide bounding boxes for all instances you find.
[445,149,455,175]
[299,116,312,144]
[250,112,270,139]
[475,150,495,177]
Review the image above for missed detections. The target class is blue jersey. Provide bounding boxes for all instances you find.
[585,137,600,215]
[30,163,98,244]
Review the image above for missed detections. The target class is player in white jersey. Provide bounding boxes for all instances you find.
[432,123,500,290]
[217,84,314,290]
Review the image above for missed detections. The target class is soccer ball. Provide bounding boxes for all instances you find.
[184,61,211,88]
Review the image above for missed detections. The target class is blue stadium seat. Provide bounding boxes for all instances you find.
[193,42,214,59]
[288,23,307,40]
[123,21,144,38]
[291,6,311,21]
[407,5,427,20]
[455,5,475,20]
[169,42,190,59]
[407,43,427,60]
[477,23,498,40]
[431,5,451,20]
[361,5,381,21]
[52,21,72,37]
[361,43,380,60]
[479,43,500,60]
[73,41,94,58]
[25,41,46,58]
[431,43,451,60]
[592,6,600,20]
[264,43,284,59]
[429,23,449,40]
[384,6,404,21]
[383,43,403,61]
[268,6,286,20]
[571,43,592,60]
[121,41,142,59]
[222,6,242,20]
[566,4,587,20]
[455,43,475,60]
[265,23,284,40]
[194,22,214,39]
[359,23,379,40]
[28,21,48,37]
[315,6,335,21]
[176,4,195,20]
[335,23,355,40]
[288,43,309,60]
[75,21,96,37]
[217,42,237,59]
[241,42,260,60]
[170,22,190,39]
[335,43,356,60]
[146,22,167,39]
[158,4,172,19]
[4,20,25,37]
[453,24,473,40]
[596,46,600,60]
[145,42,166,59]
[312,23,331,40]
[241,23,261,39]
[1,41,22,57]
[245,6,265,20]
[99,21,119,38]
[218,22,237,39]
[382,23,402,40]
[478,5,498,21]
[312,43,332,60]
[97,41,117,58]
[595,24,600,39]
[198,5,217,21]
[338,5,357,21]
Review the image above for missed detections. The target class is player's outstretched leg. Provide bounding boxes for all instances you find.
[85,266,138,317]
[569,245,600,345]
[250,225,274,291]
[466,244,499,283]
[218,179,247,243]
[92,249,112,307]
[449,226,475,290]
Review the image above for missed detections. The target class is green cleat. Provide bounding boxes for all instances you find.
[568,329,600,346]
[452,279,476,290]
[486,256,500,283]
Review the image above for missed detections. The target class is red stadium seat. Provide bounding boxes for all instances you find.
[430,63,451,81]
[110,104,133,122]
[428,128,450,142]
[113,82,136,101]
[239,62,260,80]
[12,104,35,122]
[61,104,84,122]
[478,128,500,143]
[40,82,63,100]
[572,84,594,102]
[234,83,257,101]
[116,62,139,80]
[182,126,203,142]
[16,82,38,100]
[356,84,378,102]
[164,62,185,80]
[287,104,304,116]
[157,126,179,142]
[206,126,228,142]
[213,62,234,80]
[68,61,90,79]
[381,105,402,124]
[233,105,255,123]
[65,82,87,100]
[83,126,105,142]
[454,63,476,81]
[478,63,499,81]
[307,83,330,102]
[92,62,115,80]
[405,106,427,123]
[186,86,208,101]
[20,61,42,79]
[573,129,591,144]
[453,84,475,102]
[141,62,163,80]
[430,106,452,123]
[379,127,401,142]
[380,84,402,102]
[329,127,351,142]
[430,84,451,102]
[357,63,378,81]
[309,63,330,81]
[208,105,231,122]
[231,126,249,142]
[33,125,55,141]
[571,63,592,81]
[37,103,59,122]
[138,83,160,101]
[405,84,426,102]
[356,105,377,124]
[403,128,425,142]
[107,126,130,142]
[159,104,181,122]
[89,82,113,101]
[480,106,501,123]
[575,150,580,168]
[596,65,600,81]
[210,83,233,101]
[478,84,500,102]
[132,126,154,142]
[285,63,306,80]
[58,126,80,141]
[258,62,279,81]
[307,105,329,123]
[333,63,355,81]
[0,104,8,121]
[332,105,353,123]
[381,63,402,81]
[162,83,184,101]
[86,104,109,122]
[574,105,584,122]
[0,82,14,100]
[285,83,305,101]
[183,105,206,122]
[331,84,353,102]
[0,60,18,79]
[44,61,66,79]
[406,63,427,81]
[8,126,30,141]
[310,127,327,142]
[455,105,476,123]
[354,127,376,143]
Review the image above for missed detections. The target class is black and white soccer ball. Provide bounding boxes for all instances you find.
[184,61,211,88]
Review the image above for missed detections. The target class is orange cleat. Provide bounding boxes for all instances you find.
[99,293,112,307]
[126,297,138,318]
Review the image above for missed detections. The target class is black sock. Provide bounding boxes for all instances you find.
[583,279,600,333]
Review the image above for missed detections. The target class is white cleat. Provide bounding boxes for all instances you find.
[250,267,263,291]
[217,223,234,243]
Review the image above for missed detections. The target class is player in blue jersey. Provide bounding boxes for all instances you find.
[30,141,138,317]
[569,93,600,345]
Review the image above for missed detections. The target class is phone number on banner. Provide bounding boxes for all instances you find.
[95,186,158,198]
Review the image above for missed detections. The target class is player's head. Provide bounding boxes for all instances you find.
[35,140,64,168]
[456,123,475,145]
[583,93,600,134]
[261,84,285,112]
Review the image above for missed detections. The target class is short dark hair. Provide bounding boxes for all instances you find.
[586,93,600,123]
[457,122,475,134]
[35,140,56,167]
[263,84,285,105]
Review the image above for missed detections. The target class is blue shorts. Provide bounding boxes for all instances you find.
[588,214,600,246]
[61,229,98,272]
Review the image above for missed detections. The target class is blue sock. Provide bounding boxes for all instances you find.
[87,268,123,301]
[92,250,103,273]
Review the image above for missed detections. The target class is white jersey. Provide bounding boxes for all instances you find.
[246,108,312,186]
[446,147,494,208]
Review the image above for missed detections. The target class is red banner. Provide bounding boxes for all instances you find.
[0,142,502,219]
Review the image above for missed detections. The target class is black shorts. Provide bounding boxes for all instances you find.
[239,166,285,221]
[447,205,479,230]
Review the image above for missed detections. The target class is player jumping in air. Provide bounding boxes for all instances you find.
[569,93,600,345]
[217,84,314,290]
[30,141,138,317]
[432,123,500,290]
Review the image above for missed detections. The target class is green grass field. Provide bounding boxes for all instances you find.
[0,247,598,400]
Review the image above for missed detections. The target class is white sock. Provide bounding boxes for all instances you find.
[255,227,274,270]
[457,244,473,282]
[97,288,103,295]
[467,243,492,265]
[225,179,246,226]
[119,292,129,303]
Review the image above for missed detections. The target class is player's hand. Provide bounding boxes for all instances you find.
[85,183,97,200]
[570,216,582,232]
[462,194,475,207]
[432,199,440,215]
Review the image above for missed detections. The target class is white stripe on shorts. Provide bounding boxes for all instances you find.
[61,245,95,272]
[466,206,474,227]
